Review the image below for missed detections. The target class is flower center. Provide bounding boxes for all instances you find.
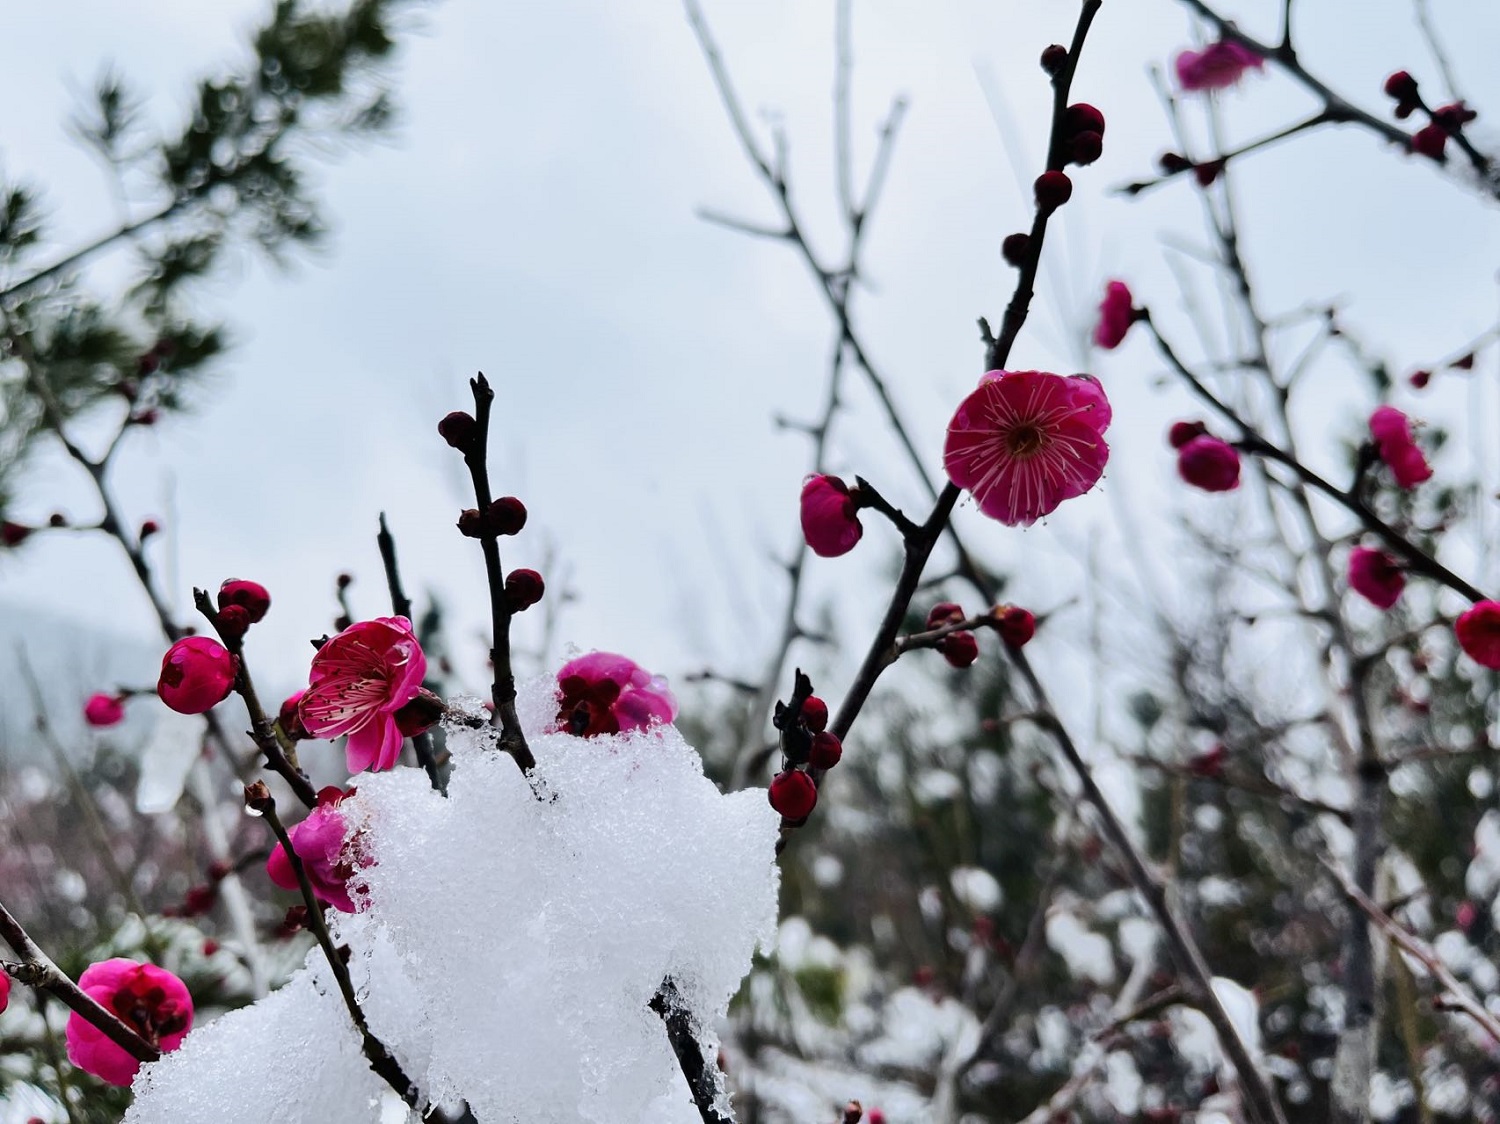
[1006,423,1046,459]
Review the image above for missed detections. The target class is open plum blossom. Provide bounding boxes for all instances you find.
[299,616,427,773]
[1348,546,1405,609]
[266,787,361,913]
[944,370,1110,526]
[1457,601,1500,670]
[1093,280,1136,349]
[66,959,193,1086]
[800,474,864,557]
[555,651,677,737]
[1369,405,1433,489]
[157,637,236,715]
[1175,39,1264,92]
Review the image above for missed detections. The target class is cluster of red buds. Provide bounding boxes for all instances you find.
[1384,69,1479,160]
[767,670,840,821]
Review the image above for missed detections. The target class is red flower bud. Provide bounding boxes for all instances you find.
[1412,122,1447,160]
[1177,435,1241,492]
[768,769,818,820]
[157,637,236,715]
[940,630,980,668]
[336,572,353,590]
[488,496,528,535]
[1070,130,1104,166]
[1383,71,1418,102]
[218,578,271,623]
[457,508,485,538]
[1409,369,1431,389]
[1168,420,1208,448]
[1457,601,1500,669]
[395,688,444,738]
[1189,744,1227,778]
[505,568,545,611]
[1034,170,1073,212]
[1452,352,1476,371]
[808,731,843,769]
[926,602,965,629]
[1039,44,1068,75]
[278,690,309,740]
[48,512,67,527]
[1433,101,1477,128]
[1064,103,1106,138]
[1193,159,1224,186]
[216,604,251,641]
[801,475,863,557]
[800,695,829,732]
[140,519,161,540]
[1158,152,1193,174]
[996,606,1036,648]
[1,521,32,548]
[83,693,126,727]
[1001,233,1030,267]
[438,411,478,451]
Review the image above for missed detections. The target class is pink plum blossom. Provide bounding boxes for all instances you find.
[66,959,193,1087]
[266,786,361,913]
[156,637,236,715]
[1457,601,1500,670]
[1093,280,1136,349]
[1369,405,1432,489]
[1348,547,1405,609]
[299,616,427,773]
[943,370,1111,526]
[0,971,8,1014]
[1175,39,1265,92]
[800,475,864,557]
[555,652,677,737]
[1177,435,1241,492]
[83,693,126,728]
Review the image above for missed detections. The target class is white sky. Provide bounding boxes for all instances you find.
[2,0,1498,727]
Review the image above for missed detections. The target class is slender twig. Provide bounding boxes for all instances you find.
[1117,113,1330,197]
[460,374,535,772]
[651,978,733,1124]
[376,513,443,792]
[1144,315,1489,604]
[0,898,159,1064]
[0,202,182,303]
[1131,754,1352,823]
[1325,859,1500,1045]
[195,589,318,808]
[247,786,424,1109]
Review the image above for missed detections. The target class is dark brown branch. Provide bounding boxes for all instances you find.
[461,373,536,773]
[651,978,733,1124]
[0,898,159,1065]
[248,787,423,1109]
[377,513,443,792]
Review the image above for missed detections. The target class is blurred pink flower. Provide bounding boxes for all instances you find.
[1457,601,1500,670]
[66,959,193,1087]
[83,693,126,728]
[1369,405,1432,489]
[1175,39,1264,92]
[943,370,1111,526]
[1348,547,1405,609]
[555,652,677,737]
[299,616,427,773]
[1093,280,1136,349]
[1177,435,1242,492]
[800,475,864,557]
[0,971,8,1014]
[157,637,236,715]
[266,787,361,913]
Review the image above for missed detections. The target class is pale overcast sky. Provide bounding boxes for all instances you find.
[3,0,1498,730]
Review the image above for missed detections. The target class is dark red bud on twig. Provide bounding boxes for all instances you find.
[940,630,980,668]
[1,521,32,548]
[1384,71,1419,102]
[1064,103,1106,138]
[800,695,829,732]
[1001,233,1030,267]
[395,688,445,738]
[505,568,545,612]
[1034,171,1072,212]
[139,519,161,540]
[438,411,478,451]
[809,731,843,769]
[457,508,485,538]
[216,604,251,641]
[218,578,271,623]
[488,496,528,535]
[1040,44,1068,75]
[1070,130,1104,166]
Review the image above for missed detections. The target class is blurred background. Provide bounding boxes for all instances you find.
[2,0,1499,1120]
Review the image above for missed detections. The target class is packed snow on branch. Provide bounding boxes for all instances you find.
[126,677,783,1123]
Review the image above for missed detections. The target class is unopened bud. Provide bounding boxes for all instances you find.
[488,496,528,536]
[1001,232,1030,267]
[243,781,273,814]
[438,410,478,451]
[1040,44,1068,75]
[139,519,161,540]
[457,508,486,538]
[1034,170,1073,212]
[505,568,546,611]
[395,688,445,738]
[217,603,251,641]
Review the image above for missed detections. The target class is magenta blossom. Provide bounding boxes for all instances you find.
[555,652,677,738]
[66,959,193,1087]
[1457,601,1500,670]
[1369,405,1432,489]
[1175,39,1265,92]
[84,693,126,728]
[0,971,8,1014]
[299,616,427,773]
[157,637,236,715]
[1093,280,1136,350]
[943,370,1111,526]
[267,787,362,913]
[1177,434,1241,491]
[1348,547,1405,609]
[800,474,864,557]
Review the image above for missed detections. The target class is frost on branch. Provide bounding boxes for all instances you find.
[124,678,782,1123]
